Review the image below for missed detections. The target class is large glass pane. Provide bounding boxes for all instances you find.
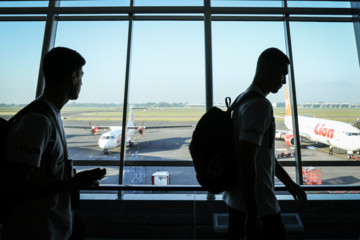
[127,21,205,185]
[0,22,45,115]
[134,0,203,6]
[211,0,282,7]
[60,0,129,7]
[0,1,48,7]
[212,21,298,186]
[287,1,351,8]
[55,21,128,178]
[212,21,286,106]
[289,22,360,186]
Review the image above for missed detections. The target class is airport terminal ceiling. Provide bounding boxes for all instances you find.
[1,0,360,195]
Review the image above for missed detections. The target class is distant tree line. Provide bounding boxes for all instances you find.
[0,102,188,108]
[0,103,26,108]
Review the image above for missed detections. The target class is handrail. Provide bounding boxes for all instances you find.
[83,184,360,192]
[73,160,360,167]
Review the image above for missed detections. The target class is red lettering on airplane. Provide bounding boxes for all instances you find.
[314,124,334,139]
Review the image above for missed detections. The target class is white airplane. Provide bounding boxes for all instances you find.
[277,85,360,159]
[65,106,192,155]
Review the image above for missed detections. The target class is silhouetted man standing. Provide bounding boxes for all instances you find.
[223,48,307,240]
[3,47,105,240]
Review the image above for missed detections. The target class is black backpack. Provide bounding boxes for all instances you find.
[189,91,263,194]
[0,100,56,223]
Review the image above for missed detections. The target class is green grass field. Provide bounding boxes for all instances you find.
[0,107,359,122]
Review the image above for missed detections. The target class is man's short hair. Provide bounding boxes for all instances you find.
[43,47,86,86]
[257,47,290,66]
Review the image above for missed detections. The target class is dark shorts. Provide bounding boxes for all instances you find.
[227,206,286,240]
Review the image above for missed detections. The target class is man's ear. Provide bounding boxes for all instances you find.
[72,72,77,85]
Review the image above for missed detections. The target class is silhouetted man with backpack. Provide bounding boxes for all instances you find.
[2,47,105,240]
[223,48,307,240]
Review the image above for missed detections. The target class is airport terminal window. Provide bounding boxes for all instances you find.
[60,0,130,7]
[0,21,45,110]
[0,1,48,7]
[212,21,286,105]
[55,21,129,166]
[290,22,360,186]
[134,0,203,6]
[211,21,298,182]
[210,0,282,7]
[287,1,351,8]
[124,20,205,185]
[1,0,360,194]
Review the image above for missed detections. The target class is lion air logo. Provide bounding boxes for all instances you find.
[314,124,334,139]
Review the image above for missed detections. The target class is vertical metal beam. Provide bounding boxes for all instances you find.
[351,1,360,67]
[119,0,134,187]
[204,0,215,200]
[35,0,60,98]
[283,0,303,184]
[204,0,213,112]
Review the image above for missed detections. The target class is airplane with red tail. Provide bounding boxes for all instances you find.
[65,106,192,155]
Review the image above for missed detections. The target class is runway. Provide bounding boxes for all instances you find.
[64,119,360,187]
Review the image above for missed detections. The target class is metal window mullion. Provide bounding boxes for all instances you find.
[351,1,360,67]
[0,6,355,16]
[283,0,303,185]
[119,3,134,187]
[204,0,215,200]
[35,0,60,98]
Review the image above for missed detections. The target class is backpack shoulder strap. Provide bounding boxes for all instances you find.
[226,90,264,113]
[9,100,68,158]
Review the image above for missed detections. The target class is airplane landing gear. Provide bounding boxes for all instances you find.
[104,149,109,155]
[347,150,354,159]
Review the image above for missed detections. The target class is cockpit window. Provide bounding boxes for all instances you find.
[346,132,359,136]
[100,136,115,139]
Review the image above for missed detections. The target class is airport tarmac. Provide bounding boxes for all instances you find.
[64,119,360,188]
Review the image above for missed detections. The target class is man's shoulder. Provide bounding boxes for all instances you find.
[240,94,271,110]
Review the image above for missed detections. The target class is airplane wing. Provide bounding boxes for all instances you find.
[64,125,110,129]
[127,125,192,129]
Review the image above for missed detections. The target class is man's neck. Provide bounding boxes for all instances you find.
[42,90,69,110]
[251,81,269,97]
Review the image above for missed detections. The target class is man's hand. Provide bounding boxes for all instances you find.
[286,181,307,204]
[70,168,106,189]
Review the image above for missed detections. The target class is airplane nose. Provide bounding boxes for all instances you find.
[99,139,107,149]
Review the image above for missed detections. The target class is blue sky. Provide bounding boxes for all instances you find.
[1,1,360,105]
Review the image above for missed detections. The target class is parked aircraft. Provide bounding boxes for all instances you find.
[277,85,360,159]
[65,106,192,155]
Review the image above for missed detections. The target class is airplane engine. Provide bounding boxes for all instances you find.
[91,127,99,135]
[284,134,295,146]
[137,126,145,135]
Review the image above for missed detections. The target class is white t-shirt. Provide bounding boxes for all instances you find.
[4,96,73,240]
[223,84,280,217]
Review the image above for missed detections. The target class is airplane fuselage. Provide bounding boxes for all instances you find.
[98,127,135,152]
[285,116,360,152]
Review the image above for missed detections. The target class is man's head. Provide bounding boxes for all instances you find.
[253,47,290,94]
[43,47,86,100]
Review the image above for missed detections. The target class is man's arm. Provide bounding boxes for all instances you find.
[275,159,307,203]
[4,161,104,200]
[235,140,262,238]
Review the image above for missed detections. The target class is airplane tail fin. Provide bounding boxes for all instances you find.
[285,84,291,117]
[127,105,135,127]
[285,84,292,117]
